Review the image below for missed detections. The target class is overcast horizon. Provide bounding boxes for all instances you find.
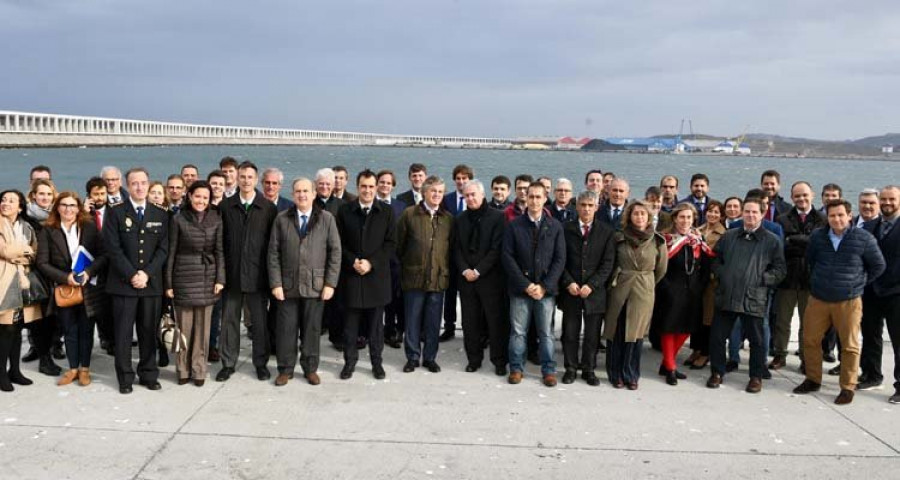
[3,0,897,141]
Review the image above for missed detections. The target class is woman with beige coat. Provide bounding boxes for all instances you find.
[604,200,667,390]
[0,189,44,392]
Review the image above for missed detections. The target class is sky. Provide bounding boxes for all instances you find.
[2,0,898,141]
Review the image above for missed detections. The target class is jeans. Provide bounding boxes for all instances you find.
[404,290,444,362]
[729,290,773,363]
[508,295,556,375]
[58,305,93,369]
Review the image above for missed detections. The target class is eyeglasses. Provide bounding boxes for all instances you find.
[59,203,79,209]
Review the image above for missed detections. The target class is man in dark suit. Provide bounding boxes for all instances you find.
[550,178,576,223]
[855,188,881,227]
[336,169,396,380]
[760,170,792,223]
[104,167,169,394]
[860,186,900,403]
[489,175,511,210]
[454,179,507,375]
[315,167,346,349]
[101,166,129,206]
[376,170,408,349]
[678,173,713,225]
[597,177,630,230]
[396,163,427,208]
[332,165,358,203]
[216,161,278,382]
[439,164,474,342]
[559,190,616,386]
[262,167,293,212]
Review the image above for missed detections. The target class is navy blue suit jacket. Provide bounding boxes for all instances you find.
[443,191,466,217]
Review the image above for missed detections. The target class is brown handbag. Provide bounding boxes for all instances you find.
[54,284,84,308]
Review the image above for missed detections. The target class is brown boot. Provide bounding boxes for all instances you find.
[57,369,78,386]
[77,368,91,386]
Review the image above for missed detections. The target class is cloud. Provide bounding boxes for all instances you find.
[1,0,897,140]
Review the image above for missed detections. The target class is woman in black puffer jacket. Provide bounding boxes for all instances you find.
[165,181,224,386]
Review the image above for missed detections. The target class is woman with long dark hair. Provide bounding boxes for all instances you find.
[604,200,668,390]
[0,189,44,392]
[37,192,108,386]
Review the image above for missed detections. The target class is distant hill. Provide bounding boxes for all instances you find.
[646,132,893,157]
[851,133,900,147]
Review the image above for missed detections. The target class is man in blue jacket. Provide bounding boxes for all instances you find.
[501,182,566,387]
[793,199,885,405]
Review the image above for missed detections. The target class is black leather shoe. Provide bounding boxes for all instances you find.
[582,372,601,386]
[22,346,39,363]
[439,330,455,342]
[828,364,842,376]
[38,356,62,376]
[340,364,354,380]
[157,350,169,368]
[465,364,480,373]
[373,364,385,380]
[256,367,271,381]
[562,369,577,384]
[725,361,739,373]
[666,371,678,386]
[423,361,441,373]
[495,365,507,376]
[119,384,133,394]
[52,343,66,360]
[823,353,837,363]
[403,360,418,373]
[793,379,821,394]
[674,370,687,380]
[139,380,162,391]
[385,335,402,349]
[762,369,772,380]
[215,367,234,382]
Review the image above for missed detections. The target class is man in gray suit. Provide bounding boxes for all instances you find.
[269,177,342,386]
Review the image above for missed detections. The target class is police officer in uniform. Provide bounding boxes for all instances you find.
[104,167,169,394]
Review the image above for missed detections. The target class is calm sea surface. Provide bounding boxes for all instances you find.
[0,146,896,205]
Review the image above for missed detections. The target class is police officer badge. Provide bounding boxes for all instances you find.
[125,217,133,228]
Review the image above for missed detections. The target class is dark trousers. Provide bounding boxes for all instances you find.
[443,272,458,332]
[276,297,324,374]
[221,290,268,369]
[690,323,711,356]
[861,293,900,388]
[344,307,384,367]
[325,299,345,346]
[606,309,642,384]
[112,295,161,386]
[712,311,766,378]
[209,296,223,350]
[58,305,94,369]
[384,259,405,339]
[459,278,508,368]
[561,306,600,371]
[405,290,444,362]
[94,296,114,346]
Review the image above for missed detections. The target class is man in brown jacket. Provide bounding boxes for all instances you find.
[396,175,454,374]
[269,178,341,386]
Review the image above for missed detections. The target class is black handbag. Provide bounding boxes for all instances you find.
[21,267,50,306]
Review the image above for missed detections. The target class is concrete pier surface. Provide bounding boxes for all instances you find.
[1,320,897,480]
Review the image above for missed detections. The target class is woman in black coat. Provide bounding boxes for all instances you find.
[37,191,108,387]
[653,203,712,386]
[165,181,224,386]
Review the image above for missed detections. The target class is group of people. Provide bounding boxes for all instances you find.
[0,159,897,407]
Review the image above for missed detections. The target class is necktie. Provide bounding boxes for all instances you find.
[766,204,775,222]
[299,214,308,236]
[612,208,621,224]
[457,196,464,214]
[244,202,251,213]
[94,210,102,230]
[582,224,590,239]
[136,206,144,223]
[362,207,370,216]
[882,221,894,240]
[799,213,807,224]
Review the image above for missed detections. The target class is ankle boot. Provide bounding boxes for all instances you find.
[78,367,91,386]
[0,325,14,392]
[8,325,32,386]
[39,354,62,376]
[58,368,78,386]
